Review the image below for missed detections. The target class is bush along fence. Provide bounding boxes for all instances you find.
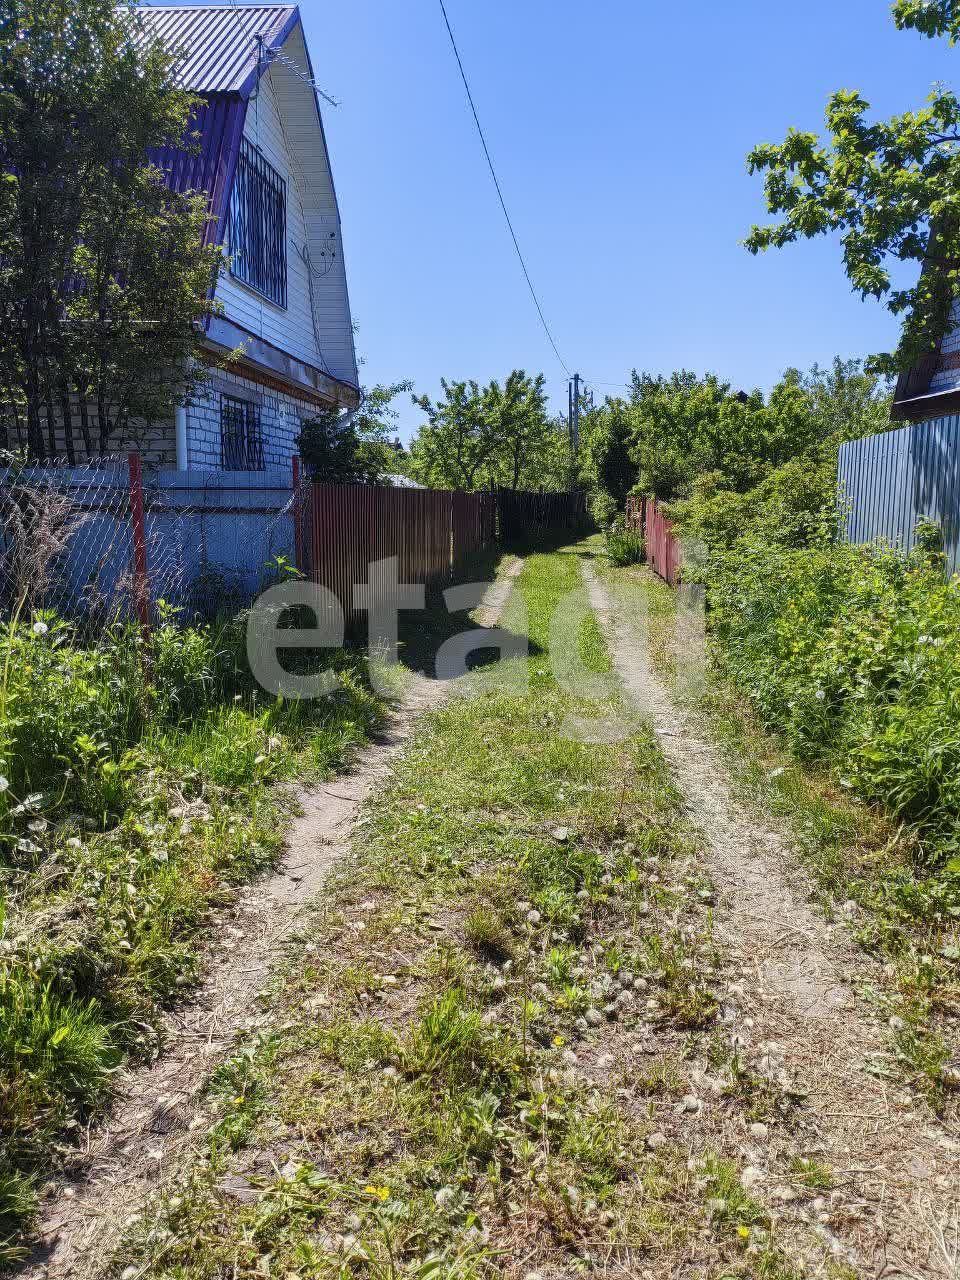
[625,494,683,586]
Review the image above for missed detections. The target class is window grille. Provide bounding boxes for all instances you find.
[228,139,287,308]
[220,395,264,471]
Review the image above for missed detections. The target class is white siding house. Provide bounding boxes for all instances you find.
[138,3,360,473]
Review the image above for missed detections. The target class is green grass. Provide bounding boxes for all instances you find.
[110,544,777,1279]
[597,554,960,1105]
[0,579,451,1262]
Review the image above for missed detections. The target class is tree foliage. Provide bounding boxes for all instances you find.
[408,371,570,491]
[297,381,410,484]
[0,0,221,461]
[745,5,960,373]
[670,360,892,555]
[582,359,891,541]
[893,0,960,40]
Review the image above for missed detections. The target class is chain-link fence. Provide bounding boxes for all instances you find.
[0,454,299,628]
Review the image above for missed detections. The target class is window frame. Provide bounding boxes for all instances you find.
[220,393,265,472]
[227,139,288,310]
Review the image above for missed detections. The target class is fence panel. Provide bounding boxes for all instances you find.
[495,488,589,542]
[0,457,298,624]
[624,495,682,586]
[308,482,495,624]
[644,499,681,586]
[838,417,960,575]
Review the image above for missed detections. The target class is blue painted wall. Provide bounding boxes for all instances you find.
[0,465,297,618]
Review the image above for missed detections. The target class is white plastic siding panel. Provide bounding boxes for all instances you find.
[213,36,358,388]
[269,27,357,385]
[215,66,319,368]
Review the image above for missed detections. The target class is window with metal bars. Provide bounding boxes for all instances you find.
[227,139,287,308]
[220,395,264,471]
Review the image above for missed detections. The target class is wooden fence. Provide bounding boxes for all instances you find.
[625,494,682,586]
[496,487,590,543]
[306,483,496,622]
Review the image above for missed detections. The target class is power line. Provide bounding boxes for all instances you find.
[437,0,571,378]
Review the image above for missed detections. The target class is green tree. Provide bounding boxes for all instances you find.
[670,359,892,556]
[0,0,221,462]
[487,369,550,491]
[745,5,960,373]
[581,400,638,524]
[409,379,498,490]
[894,0,960,39]
[297,381,411,484]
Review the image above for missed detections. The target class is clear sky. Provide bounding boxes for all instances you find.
[159,0,958,440]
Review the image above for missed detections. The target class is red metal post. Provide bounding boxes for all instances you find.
[127,451,151,637]
[291,454,304,573]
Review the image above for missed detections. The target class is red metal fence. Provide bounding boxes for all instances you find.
[306,482,496,622]
[625,494,682,586]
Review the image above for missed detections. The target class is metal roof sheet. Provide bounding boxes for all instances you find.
[136,4,299,95]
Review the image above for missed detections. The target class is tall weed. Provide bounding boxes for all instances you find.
[709,536,960,864]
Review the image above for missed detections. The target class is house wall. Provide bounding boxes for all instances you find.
[0,359,324,473]
[214,39,358,388]
[838,415,960,575]
[184,365,321,472]
[930,299,960,394]
[1,402,177,467]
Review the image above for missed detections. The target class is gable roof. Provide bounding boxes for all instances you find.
[137,4,299,97]
[139,4,308,248]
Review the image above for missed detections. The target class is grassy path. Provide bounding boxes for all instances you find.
[586,551,960,1280]
[95,544,811,1279]
[18,561,523,1278]
[49,538,960,1279]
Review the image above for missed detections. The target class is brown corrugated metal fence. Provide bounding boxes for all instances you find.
[306,483,496,622]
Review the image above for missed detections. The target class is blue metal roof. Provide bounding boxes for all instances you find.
[137,4,299,96]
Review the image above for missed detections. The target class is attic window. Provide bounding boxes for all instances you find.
[227,140,287,308]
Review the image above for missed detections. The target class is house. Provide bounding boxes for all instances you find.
[0,4,363,613]
[137,2,360,473]
[892,299,960,423]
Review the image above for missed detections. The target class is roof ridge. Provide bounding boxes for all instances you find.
[139,4,296,9]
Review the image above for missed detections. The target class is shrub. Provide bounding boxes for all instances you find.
[708,534,960,862]
[606,527,645,567]
[0,607,380,1256]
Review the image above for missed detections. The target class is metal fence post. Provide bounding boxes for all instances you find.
[127,451,151,638]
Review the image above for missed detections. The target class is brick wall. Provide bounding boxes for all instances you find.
[186,368,319,473]
[1,366,325,472]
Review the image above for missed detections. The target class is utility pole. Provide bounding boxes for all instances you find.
[570,372,581,456]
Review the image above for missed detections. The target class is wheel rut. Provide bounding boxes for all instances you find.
[584,560,960,1280]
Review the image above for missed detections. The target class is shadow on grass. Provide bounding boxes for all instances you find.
[394,542,543,679]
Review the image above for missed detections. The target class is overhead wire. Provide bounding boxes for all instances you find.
[437,0,571,378]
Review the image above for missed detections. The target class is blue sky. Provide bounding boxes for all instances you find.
[163,1,957,440]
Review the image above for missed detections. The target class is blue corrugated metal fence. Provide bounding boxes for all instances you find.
[838,415,960,575]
